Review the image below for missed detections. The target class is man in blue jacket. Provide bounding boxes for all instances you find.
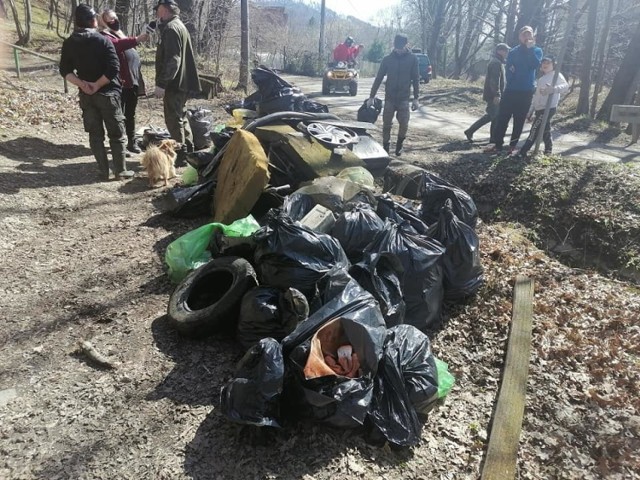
[485,26,543,154]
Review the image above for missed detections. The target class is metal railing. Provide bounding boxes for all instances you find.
[0,40,67,92]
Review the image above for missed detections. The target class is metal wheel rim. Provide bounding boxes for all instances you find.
[305,122,357,146]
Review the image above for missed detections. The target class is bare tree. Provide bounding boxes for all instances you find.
[6,0,32,45]
[576,0,598,114]
[235,0,248,91]
[589,0,614,117]
[596,20,640,121]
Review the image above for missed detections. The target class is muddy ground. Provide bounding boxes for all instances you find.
[0,70,639,480]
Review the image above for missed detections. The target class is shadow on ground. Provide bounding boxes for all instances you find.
[0,136,92,162]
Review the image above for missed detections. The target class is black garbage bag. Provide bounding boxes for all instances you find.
[211,126,236,152]
[140,127,172,150]
[237,287,309,350]
[357,97,383,123]
[253,211,350,301]
[283,178,377,222]
[331,203,385,263]
[301,100,329,114]
[419,172,478,229]
[426,200,484,302]
[163,180,215,218]
[350,253,405,328]
[187,107,213,150]
[220,338,284,427]
[281,279,387,428]
[363,220,445,331]
[376,195,429,235]
[251,66,294,99]
[368,325,439,446]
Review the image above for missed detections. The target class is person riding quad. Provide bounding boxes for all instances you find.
[333,36,364,65]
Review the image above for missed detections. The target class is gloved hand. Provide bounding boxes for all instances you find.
[365,97,375,108]
[154,86,165,99]
[411,99,419,111]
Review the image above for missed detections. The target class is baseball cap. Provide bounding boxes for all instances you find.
[495,43,510,52]
[154,0,178,10]
[520,25,534,34]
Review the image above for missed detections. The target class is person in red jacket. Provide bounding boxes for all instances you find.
[100,9,148,153]
[332,36,363,65]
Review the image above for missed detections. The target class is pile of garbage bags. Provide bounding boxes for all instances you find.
[163,169,485,446]
[157,71,486,447]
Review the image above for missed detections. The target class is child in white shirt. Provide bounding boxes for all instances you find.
[515,55,569,157]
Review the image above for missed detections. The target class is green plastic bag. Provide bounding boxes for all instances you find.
[435,356,455,398]
[181,165,198,186]
[165,215,260,283]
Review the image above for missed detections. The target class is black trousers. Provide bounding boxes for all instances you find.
[121,87,139,143]
[493,89,534,149]
[520,108,556,155]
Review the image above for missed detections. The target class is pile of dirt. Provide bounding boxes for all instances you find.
[1,70,639,479]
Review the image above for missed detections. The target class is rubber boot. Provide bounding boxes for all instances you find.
[383,142,390,154]
[395,137,405,156]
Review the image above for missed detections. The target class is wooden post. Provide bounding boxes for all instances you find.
[481,275,535,480]
[13,47,21,79]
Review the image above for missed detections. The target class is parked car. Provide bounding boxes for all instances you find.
[415,53,432,83]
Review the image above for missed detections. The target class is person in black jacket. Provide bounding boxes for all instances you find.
[59,3,133,181]
[464,43,509,143]
[367,34,420,156]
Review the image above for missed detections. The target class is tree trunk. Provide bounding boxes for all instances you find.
[596,21,640,121]
[6,0,25,43]
[590,0,614,117]
[235,0,249,92]
[22,0,32,45]
[115,0,130,34]
[427,0,448,79]
[504,0,517,44]
[576,0,598,115]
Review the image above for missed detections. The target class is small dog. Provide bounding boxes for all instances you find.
[141,139,178,187]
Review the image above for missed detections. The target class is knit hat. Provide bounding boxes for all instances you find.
[542,55,556,65]
[154,0,178,10]
[393,34,408,49]
[495,43,510,52]
[75,4,97,24]
[520,25,534,35]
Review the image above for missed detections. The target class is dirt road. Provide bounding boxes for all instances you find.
[285,75,640,163]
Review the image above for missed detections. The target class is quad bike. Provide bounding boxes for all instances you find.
[322,61,359,96]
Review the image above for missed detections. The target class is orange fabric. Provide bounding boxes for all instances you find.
[303,318,362,379]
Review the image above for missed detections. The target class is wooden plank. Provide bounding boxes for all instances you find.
[481,275,535,480]
[610,104,640,123]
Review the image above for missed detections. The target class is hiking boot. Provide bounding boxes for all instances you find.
[483,144,502,154]
[463,129,473,142]
[382,142,390,154]
[395,138,405,156]
[127,141,141,154]
[114,170,135,180]
[175,148,188,167]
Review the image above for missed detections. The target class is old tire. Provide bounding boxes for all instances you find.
[322,78,330,95]
[349,81,358,96]
[168,256,258,338]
